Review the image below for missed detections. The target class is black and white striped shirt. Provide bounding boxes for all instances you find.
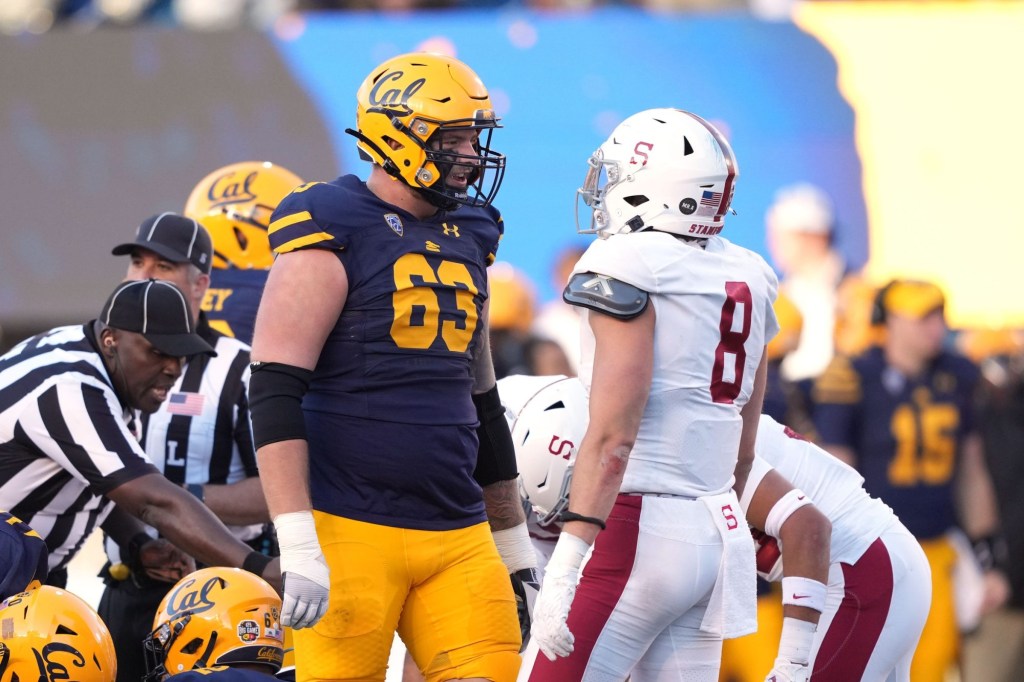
[105,315,260,563]
[0,324,158,573]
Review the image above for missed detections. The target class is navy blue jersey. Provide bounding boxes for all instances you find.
[268,175,503,530]
[203,268,268,345]
[0,511,48,599]
[170,666,277,682]
[813,347,980,539]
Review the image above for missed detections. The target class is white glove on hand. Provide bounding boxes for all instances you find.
[765,660,811,682]
[274,511,330,630]
[531,532,589,661]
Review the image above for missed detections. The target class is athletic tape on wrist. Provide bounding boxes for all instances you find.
[492,523,537,573]
[781,576,827,613]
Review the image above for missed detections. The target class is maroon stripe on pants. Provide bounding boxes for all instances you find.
[529,494,643,682]
[811,537,894,681]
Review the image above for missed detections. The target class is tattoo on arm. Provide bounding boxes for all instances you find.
[482,479,526,531]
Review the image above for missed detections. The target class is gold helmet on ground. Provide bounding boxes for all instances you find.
[143,567,284,681]
[0,586,117,682]
[184,161,303,270]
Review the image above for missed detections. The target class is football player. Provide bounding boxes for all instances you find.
[813,279,1009,681]
[185,161,304,345]
[0,510,47,599]
[527,108,783,681]
[0,585,117,682]
[248,52,534,682]
[506,375,929,682]
[143,567,285,682]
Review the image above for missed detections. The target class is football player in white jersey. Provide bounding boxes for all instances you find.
[526,108,784,682]
[505,374,928,682]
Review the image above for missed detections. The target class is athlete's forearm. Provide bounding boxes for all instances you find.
[482,478,526,531]
[202,476,270,526]
[256,439,313,520]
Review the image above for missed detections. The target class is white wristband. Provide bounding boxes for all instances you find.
[765,489,813,538]
[781,576,827,613]
[492,523,537,573]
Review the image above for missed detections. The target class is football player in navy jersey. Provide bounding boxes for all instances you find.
[185,161,305,346]
[248,52,535,682]
[813,279,1009,682]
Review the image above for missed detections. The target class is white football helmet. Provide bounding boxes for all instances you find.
[510,377,590,525]
[576,107,738,239]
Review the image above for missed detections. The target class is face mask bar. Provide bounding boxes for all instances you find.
[575,152,619,235]
[142,613,192,682]
[419,119,506,210]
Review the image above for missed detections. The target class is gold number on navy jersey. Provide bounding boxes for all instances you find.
[391,253,479,352]
[888,388,958,485]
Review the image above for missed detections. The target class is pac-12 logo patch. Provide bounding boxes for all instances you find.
[384,213,404,237]
[237,620,260,642]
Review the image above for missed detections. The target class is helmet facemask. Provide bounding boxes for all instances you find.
[414,114,505,211]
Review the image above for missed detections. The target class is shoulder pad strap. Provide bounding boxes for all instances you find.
[562,272,650,320]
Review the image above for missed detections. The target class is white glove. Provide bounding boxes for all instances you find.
[530,532,589,661]
[274,511,330,630]
[765,660,811,682]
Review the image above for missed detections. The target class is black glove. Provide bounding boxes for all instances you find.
[510,567,540,652]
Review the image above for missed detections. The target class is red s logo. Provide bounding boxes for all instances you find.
[547,436,575,461]
[630,141,653,166]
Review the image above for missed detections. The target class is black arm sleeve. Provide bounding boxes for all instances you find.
[248,361,313,450]
[472,385,519,486]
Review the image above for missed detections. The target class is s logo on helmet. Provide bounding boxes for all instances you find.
[166,576,223,617]
[32,643,86,682]
[368,70,426,117]
[206,171,258,210]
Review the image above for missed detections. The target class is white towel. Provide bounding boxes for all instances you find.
[699,490,758,639]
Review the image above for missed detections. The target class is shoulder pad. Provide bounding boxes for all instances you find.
[562,272,649,319]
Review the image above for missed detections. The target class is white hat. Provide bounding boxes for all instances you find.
[765,183,834,235]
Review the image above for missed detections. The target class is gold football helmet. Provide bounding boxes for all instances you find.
[143,567,284,680]
[0,586,117,682]
[348,52,505,210]
[184,161,304,270]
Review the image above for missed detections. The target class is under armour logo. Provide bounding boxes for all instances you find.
[581,275,614,297]
[442,223,460,238]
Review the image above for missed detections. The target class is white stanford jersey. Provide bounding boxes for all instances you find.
[749,415,899,566]
[573,232,778,497]
[0,325,158,573]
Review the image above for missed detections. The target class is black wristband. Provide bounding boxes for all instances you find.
[971,533,1008,572]
[242,551,273,576]
[186,483,205,503]
[126,532,153,568]
[558,510,607,530]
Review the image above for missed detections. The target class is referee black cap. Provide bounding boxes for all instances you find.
[100,279,216,358]
[112,213,213,275]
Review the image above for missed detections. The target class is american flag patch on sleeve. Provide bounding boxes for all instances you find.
[166,392,205,416]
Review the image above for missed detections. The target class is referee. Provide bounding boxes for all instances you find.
[0,279,279,588]
[100,212,273,682]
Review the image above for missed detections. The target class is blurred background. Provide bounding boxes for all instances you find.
[3,0,1023,351]
[2,2,1024,681]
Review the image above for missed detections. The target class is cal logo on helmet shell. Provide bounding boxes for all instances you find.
[368,70,426,117]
